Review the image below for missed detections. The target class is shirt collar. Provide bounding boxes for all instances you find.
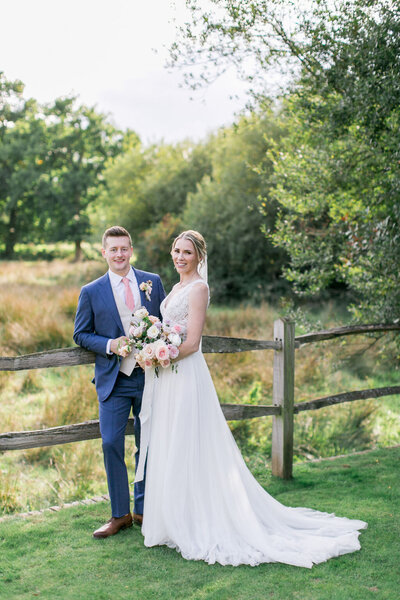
[108,266,134,287]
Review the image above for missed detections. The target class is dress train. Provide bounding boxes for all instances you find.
[137,281,367,567]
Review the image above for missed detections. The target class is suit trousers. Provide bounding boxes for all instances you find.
[98,368,145,517]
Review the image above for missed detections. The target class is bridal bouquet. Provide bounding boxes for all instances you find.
[118,307,184,372]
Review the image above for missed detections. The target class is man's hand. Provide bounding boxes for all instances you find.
[110,336,131,355]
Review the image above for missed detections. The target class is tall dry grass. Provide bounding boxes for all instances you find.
[0,362,109,513]
[0,260,104,355]
[0,258,104,286]
[0,260,109,513]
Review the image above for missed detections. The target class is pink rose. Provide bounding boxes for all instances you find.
[168,345,179,359]
[148,315,159,324]
[155,342,169,361]
[172,324,182,334]
[144,358,154,369]
[160,358,171,368]
[144,344,155,359]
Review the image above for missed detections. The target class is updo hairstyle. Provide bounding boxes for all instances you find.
[171,230,207,265]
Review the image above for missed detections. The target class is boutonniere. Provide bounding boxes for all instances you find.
[140,280,153,301]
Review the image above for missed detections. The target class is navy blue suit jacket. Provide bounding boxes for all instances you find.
[73,267,165,402]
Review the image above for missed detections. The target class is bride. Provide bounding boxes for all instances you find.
[135,230,367,568]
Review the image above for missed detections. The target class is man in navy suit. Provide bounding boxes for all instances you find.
[73,226,165,538]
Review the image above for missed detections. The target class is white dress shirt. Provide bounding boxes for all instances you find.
[106,267,141,354]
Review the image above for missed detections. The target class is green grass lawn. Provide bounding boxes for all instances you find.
[0,446,398,600]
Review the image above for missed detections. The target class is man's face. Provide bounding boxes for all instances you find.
[102,236,133,276]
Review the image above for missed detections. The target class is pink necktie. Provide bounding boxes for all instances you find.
[122,277,135,312]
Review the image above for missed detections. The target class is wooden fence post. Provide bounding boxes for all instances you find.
[271,318,295,479]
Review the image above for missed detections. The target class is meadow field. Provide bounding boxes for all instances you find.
[1,258,399,516]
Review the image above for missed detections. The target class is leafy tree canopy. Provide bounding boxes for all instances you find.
[0,73,124,259]
[182,110,288,301]
[0,73,52,257]
[169,1,400,318]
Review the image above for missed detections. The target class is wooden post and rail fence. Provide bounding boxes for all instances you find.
[1,320,400,479]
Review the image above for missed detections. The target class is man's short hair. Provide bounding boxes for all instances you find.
[102,226,132,248]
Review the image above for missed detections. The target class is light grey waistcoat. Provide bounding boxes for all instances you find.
[111,287,137,376]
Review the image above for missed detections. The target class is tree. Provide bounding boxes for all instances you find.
[0,75,125,259]
[268,2,400,320]
[99,139,213,240]
[136,213,184,290]
[169,1,398,103]
[168,0,309,99]
[96,138,212,291]
[0,73,52,257]
[170,1,400,319]
[182,111,287,301]
[45,97,124,260]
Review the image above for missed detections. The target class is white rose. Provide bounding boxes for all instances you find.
[130,323,144,338]
[168,332,182,347]
[137,323,146,335]
[118,344,131,357]
[134,307,149,319]
[147,324,159,339]
[162,322,171,334]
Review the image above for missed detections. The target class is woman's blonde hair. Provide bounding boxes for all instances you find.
[171,230,207,264]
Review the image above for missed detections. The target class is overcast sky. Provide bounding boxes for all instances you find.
[1,0,249,144]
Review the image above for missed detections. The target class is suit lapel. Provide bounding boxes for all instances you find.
[133,268,149,309]
[98,273,124,332]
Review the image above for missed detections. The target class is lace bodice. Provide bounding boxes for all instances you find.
[161,280,209,328]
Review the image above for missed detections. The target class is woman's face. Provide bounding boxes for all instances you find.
[172,238,199,277]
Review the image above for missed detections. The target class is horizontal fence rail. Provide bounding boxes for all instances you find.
[0,335,281,372]
[1,322,399,478]
[296,323,400,345]
[0,404,283,452]
[0,347,96,372]
[2,385,400,453]
[2,323,397,372]
[293,385,400,413]
[0,420,105,451]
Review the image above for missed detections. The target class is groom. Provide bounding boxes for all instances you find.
[73,226,165,538]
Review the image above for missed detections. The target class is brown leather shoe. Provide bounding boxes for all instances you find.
[133,513,143,525]
[93,513,133,539]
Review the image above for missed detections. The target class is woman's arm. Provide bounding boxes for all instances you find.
[175,283,209,361]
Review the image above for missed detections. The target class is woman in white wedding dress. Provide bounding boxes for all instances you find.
[136,230,367,568]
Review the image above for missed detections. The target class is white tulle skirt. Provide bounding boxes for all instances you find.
[139,351,367,568]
